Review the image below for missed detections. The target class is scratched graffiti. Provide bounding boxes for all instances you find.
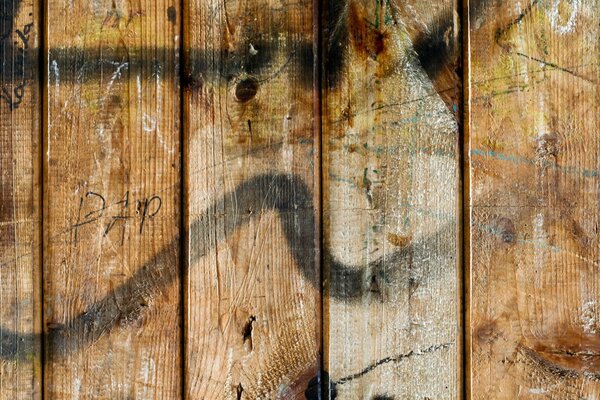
[0,0,33,110]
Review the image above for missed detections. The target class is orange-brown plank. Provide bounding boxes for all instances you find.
[0,0,42,398]
[182,0,321,397]
[44,1,182,397]
[321,0,462,397]
[468,0,600,397]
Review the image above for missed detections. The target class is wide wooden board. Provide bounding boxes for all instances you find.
[0,0,42,398]
[322,0,462,398]
[182,0,320,398]
[44,1,182,397]
[468,0,600,398]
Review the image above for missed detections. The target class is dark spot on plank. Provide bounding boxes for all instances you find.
[167,6,176,24]
[236,383,244,400]
[183,72,203,94]
[495,217,515,243]
[242,315,256,351]
[475,320,499,344]
[372,396,394,400]
[235,77,259,102]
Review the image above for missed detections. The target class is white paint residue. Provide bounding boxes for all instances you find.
[71,377,82,398]
[143,113,157,132]
[533,213,547,284]
[51,60,60,106]
[529,388,547,395]
[107,62,129,94]
[138,357,156,399]
[137,75,143,103]
[536,93,548,138]
[224,349,234,397]
[582,300,597,333]
[249,43,258,55]
[548,0,579,35]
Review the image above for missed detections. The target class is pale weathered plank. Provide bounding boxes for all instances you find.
[0,0,42,398]
[322,0,461,398]
[44,1,181,397]
[468,0,600,398]
[182,0,320,397]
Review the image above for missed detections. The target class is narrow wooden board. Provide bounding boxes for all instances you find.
[44,1,182,398]
[182,0,320,398]
[0,0,42,398]
[321,0,462,398]
[468,0,600,398]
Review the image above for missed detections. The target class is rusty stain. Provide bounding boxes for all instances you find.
[386,233,411,247]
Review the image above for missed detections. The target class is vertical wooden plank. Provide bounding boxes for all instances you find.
[322,0,462,398]
[44,0,181,398]
[182,0,320,398]
[468,0,600,398]
[0,0,42,398]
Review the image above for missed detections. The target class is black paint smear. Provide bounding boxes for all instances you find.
[322,0,348,88]
[305,370,336,400]
[167,6,176,24]
[43,41,315,89]
[411,11,456,84]
[321,0,460,89]
[0,173,452,360]
[0,0,19,41]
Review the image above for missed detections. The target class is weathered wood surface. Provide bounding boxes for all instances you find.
[468,0,600,398]
[322,0,461,398]
[0,0,41,398]
[183,0,320,398]
[44,1,181,398]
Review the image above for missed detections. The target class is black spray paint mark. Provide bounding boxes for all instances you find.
[412,11,456,83]
[0,173,453,360]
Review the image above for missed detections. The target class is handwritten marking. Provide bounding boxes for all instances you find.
[0,18,33,110]
[73,191,162,242]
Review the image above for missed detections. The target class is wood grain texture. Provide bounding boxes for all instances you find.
[468,0,600,398]
[182,0,320,398]
[321,0,461,398]
[44,1,181,398]
[0,0,41,398]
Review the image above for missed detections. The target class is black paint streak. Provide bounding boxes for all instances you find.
[334,342,453,385]
[0,173,452,360]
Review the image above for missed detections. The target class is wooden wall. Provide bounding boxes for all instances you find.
[0,0,596,398]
